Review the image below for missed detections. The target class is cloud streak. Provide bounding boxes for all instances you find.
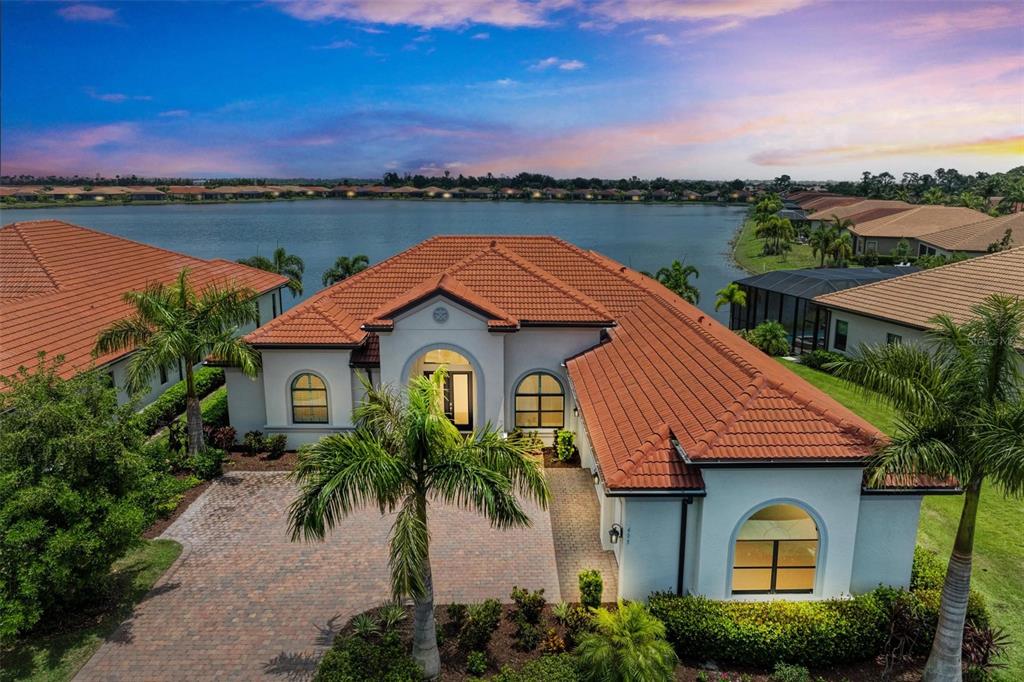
[57,3,120,23]
[529,56,585,71]
[272,0,551,28]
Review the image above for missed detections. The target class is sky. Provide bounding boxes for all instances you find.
[1,0,1022,181]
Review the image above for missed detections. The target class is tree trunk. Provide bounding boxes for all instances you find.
[184,361,205,457]
[410,494,440,679]
[923,479,982,682]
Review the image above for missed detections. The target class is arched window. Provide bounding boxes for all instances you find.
[732,504,818,594]
[514,372,564,428]
[291,373,328,423]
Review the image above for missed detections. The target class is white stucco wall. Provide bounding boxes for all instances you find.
[224,366,266,439]
[695,467,865,600]
[827,309,927,355]
[259,348,354,446]
[850,495,923,593]
[617,497,684,600]
[108,355,188,407]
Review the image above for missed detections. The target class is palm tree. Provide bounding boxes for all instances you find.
[651,261,700,304]
[95,268,261,456]
[922,187,947,205]
[714,283,746,312]
[809,224,838,268]
[576,600,677,682]
[288,370,549,679]
[956,192,985,211]
[322,254,369,286]
[997,177,1024,214]
[830,295,1024,682]
[754,215,795,256]
[238,247,305,297]
[829,231,854,266]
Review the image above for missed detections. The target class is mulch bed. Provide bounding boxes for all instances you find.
[541,446,581,469]
[223,448,298,472]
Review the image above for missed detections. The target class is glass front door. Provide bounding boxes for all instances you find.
[425,370,473,429]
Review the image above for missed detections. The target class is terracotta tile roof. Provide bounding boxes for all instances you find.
[919,212,1024,253]
[864,472,960,493]
[350,333,380,366]
[167,185,207,195]
[849,206,989,239]
[799,195,863,212]
[815,246,1024,330]
[807,199,913,222]
[0,220,288,382]
[246,234,884,490]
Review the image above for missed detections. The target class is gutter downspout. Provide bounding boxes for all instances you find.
[676,498,691,596]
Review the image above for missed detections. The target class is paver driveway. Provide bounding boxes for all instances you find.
[75,471,560,681]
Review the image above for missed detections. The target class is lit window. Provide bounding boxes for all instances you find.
[733,504,818,594]
[514,372,564,429]
[834,320,849,351]
[291,373,328,423]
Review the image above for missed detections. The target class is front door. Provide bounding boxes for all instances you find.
[425,371,473,430]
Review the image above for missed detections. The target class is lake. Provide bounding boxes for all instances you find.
[1,200,748,322]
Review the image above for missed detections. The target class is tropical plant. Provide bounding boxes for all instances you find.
[714,283,747,312]
[322,254,370,286]
[830,294,1024,682]
[578,569,604,610]
[238,246,305,297]
[651,260,701,304]
[94,268,261,457]
[996,177,1024,214]
[746,320,790,356]
[956,192,986,211]
[576,601,677,682]
[754,215,796,256]
[829,231,854,266]
[808,224,837,267]
[986,228,1014,253]
[892,238,912,262]
[288,370,549,678]
[922,187,948,205]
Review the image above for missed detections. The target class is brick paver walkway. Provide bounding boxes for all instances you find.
[546,467,619,602]
[75,471,559,681]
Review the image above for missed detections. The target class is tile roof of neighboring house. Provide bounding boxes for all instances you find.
[799,195,863,212]
[0,220,288,383]
[849,206,989,239]
[919,212,1024,253]
[167,185,207,195]
[806,199,913,222]
[249,235,884,490]
[815,246,1024,330]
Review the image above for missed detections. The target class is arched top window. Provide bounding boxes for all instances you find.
[514,372,564,429]
[291,373,328,424]
[732,504,818,594]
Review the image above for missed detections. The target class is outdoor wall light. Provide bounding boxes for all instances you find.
[609,523,623,545]
[591,470,600,485]
[573,406,579,417]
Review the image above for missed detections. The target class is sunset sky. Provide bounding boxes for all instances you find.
[1,0,1021,180]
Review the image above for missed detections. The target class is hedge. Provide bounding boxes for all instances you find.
[135,367,224,434]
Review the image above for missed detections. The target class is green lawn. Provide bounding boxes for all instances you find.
[2,539,182,682]
[777,359,1024,679]
[732,218,820,274]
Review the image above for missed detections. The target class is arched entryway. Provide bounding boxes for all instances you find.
[409,347,476,430]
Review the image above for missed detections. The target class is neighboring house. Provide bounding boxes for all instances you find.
[127,186,167,201]
[0,186,43,200]
[0,220,288,407]
[845,206,989,257]
[915,211,1023,257]
[41,186,87,200]
[230,235,954,602]
[167,185,208,200]
[815,246,1024,354]
[729,266,917,355]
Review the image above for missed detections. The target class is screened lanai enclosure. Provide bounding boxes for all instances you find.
[729,266,916,355]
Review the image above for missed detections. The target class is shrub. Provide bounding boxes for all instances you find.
[576,601,677,682]
[510,586,546,625]
[746,321,790,356]
[201,387,229,428]
[797,349,844,373]
[134,367,224,434]
[446,602,469,633]
[555,430,576,461]
[314,631,421,682]
[376,602,406,633]
[351,613,380,638]
[459,598,503,652]
[910,546,946,591]
[488,654,581,682]
[206,425,237,451]
[648,592,887,667]
[0,358,150,638]
[578,569,603,609]
[771,662,811,682]
[244,430,267,454]
[540,627,566,654]
[514,620,541,651]
[562,604,595,648]
[962,624,1011,681]
[137,472,200,525]
[189,447,225,480]
[140,435,187,473]
[168,419,189,454]
[267,434,288,460]
[552,601,571,623]
[466,650,488,675]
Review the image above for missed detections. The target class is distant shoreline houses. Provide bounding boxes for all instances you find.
[0,183,763,206]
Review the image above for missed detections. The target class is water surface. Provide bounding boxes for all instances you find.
[2,200,747,322]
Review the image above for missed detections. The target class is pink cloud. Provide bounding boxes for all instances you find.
[272,0,551,28]
[888,4,1019,39]
[57,4,119,23]
[588,0,812,31]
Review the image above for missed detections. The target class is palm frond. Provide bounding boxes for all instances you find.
[388,496,429,600]
[93,316,153,356]
[427,453,532,529]
[973,401,1024,498]
[451,429,550,508]
[828,343,948,417]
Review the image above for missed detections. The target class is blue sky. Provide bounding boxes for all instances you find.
[1,1,1021,179]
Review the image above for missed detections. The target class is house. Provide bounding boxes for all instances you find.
[300,186,330,197]
[914,211,1023,257]
[815,246,1024,353]
[624,189,646,201]
[0,186,43,200]
[167,185,208,200]
[571,188,597,200]
[805,199,913,229]
[543,187,569,200]
[463,186,493,199]
[127,186,167,201]
[331,185,358,198]
[228,235,953,601]
[846,206,989,257]
[729,265,917,354]
[651,188,672,201]
[0,220,289,407]
[41,186,86,200]
[598,188,621,200]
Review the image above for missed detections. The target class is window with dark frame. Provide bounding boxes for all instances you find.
[291,373,328,423]
[159,365,168,384]
[514,372,565,429]
[886,332,902,345]
[732,504,818,595]
[834,319,849,351]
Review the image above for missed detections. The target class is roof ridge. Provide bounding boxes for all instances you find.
[817,245,1024,304]
[5,222,62,292]
[606,423,672,486]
